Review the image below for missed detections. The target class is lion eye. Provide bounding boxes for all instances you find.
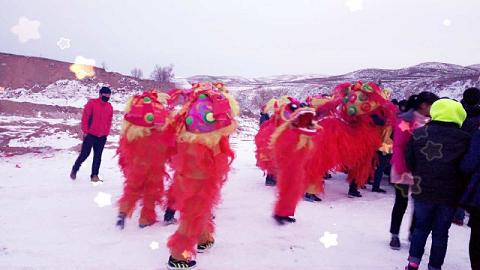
[289,103,298,111]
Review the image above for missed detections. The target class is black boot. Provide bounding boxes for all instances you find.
[389,235,401,250]
[70,169,77,180]
[164,208,177,225]
[116,212,126,230]
[348,182,362,198]
[167,256,197,270]
[273,215,296,225]
[372,187,387,193]
[304,193,322,202]
[265,174,276,186]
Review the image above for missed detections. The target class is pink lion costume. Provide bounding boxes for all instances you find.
[166,82,238,269]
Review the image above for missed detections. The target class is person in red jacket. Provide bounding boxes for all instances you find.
[70,86,113,182]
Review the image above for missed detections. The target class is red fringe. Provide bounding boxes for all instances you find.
[254,118,277,175]
[167,138,233,259]
[117,128,175,224]
[272,128,316,217]
[316,118,382,187]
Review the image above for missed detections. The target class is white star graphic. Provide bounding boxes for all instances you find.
[319,231,338,248]
[149,241,160,250]
[345,0,363,12]
[94,192,112,207]
[443,19,452,27]
[11,16,41,43]
[57,37,71,50]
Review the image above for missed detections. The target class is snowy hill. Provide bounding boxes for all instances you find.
[1,52,479,155]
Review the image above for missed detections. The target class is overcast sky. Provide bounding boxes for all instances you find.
[1,0,479,78]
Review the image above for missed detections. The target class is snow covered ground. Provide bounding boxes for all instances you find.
[0,139,471,270]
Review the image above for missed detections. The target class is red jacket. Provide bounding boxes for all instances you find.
[81,98,113,137]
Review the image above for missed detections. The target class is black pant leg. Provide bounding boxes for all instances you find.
[72,135,94,171]
[91,136,107,177]
[390,184,409,234]
[470,212,480,270]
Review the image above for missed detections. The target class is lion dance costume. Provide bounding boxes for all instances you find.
[116,90,176,228]
[313,81,397,196]
[166,82,238,269]
[255,81,396,224]
[255,96,320,224]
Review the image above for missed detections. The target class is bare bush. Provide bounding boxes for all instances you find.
[150,64,174,83]
[130,68,143,79]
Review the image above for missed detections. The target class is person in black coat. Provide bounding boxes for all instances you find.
[452,87,480,225]
[404,99,470,270]
[460,129,480,270]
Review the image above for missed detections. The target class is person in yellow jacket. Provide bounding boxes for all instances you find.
[372,125,393,193]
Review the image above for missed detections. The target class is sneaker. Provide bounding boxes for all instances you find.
[139,221,155,228]
[372,188,387,193]
[70,169,77,180]
[164,208,177,225]
[304,193,322,202]
[197,239,214,253]
[167,256,197,270]
[348,189,362,198]
[91,175,103,182]
[390,235,401,250]
[273,215,296,225]
[116,212,126,230]
[405,262,419,270]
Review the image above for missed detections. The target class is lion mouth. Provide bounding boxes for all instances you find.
[290,110,318,135]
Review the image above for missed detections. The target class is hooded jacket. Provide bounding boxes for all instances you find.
[405,100,470,205]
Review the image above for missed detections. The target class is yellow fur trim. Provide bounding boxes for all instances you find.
[269,122,289,146]
[296,134,314,151]
[177,122,237,149]
[121,122,153,142]
[263,98,278,114]
[223,92,240,117]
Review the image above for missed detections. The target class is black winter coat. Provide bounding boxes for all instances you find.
[405,121,471,205]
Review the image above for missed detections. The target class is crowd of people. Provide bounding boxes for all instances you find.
[68,83,480,270]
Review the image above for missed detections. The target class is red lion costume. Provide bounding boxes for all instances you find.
[116,90,176,228]
[255,97,320,224]
[313,81,397,190]
[166,82,238,269]
[255,82,396,224]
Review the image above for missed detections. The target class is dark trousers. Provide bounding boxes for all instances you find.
[390,184,416,235]
[470,211,480,270]
[72,134,107,177]
[372,151,391,190]
[408,200,456,270]
[453,207,465,222]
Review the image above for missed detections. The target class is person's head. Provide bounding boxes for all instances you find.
[430,99,467,127]
[99,86,112,102]
[461,87,480,107]
[398,100,408,112]
[406,91,439,117]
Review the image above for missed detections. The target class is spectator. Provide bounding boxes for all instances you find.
[70,86,113,182]
[389,92,439,250]
[404,99,470,270]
